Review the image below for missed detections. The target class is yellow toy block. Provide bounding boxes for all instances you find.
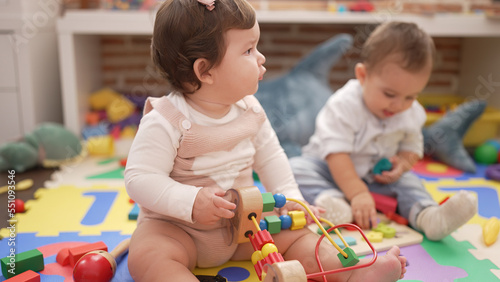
[373,223,396,238]
[288,211,306,231]
[362,231,383,243]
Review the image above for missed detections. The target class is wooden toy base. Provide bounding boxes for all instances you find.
[309,214,423,256]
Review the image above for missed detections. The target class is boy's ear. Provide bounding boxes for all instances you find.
[354,63,367,85]
[193,58,214,84]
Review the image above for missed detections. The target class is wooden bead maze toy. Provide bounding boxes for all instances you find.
[224,186,379,282]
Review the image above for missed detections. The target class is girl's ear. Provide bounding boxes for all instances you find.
[354,62,367,85]
[193,58,214,84]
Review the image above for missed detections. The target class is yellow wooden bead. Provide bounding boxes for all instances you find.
[251,250,264,265]
[261,243,278,258]
[362,231,383,243]
[288,210,306,230]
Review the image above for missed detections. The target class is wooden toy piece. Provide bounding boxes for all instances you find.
[4,270,40,282]
[251,250,264,265]
[68,241,108,266]
[288,210,306,231]
[385,211,408,226]
[373,158,392,175]
[261,243,278,258]
[259,219,268,231]
[56,248,70,266]
[73,238,130,282]
[483,216,500,246]
[273,193,287,208]
[370,192,397,215]
[264,215,281,234]
[373,223,396,239]
[334,236,357,249]
[362,231,383,243]
[262,260,307,282]
[1,249,44,279]
[262,192,276,212]
[252,230,274,250]
[279,215,292,229]
[224,187,263,244]
[128,203,139,220]
[337,247,360,267]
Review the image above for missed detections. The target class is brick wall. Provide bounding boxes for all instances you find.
[99,23,462,97]
[64,0,499,13]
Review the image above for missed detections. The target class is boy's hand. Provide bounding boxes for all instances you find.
[374,156,404,184]
[192,187,236,225]
[350,192,377,229]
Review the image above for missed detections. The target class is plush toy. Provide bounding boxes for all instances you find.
[423,100,486,172]
[255,34,353,157]
[255,33,484,173]
[0,123,86,173]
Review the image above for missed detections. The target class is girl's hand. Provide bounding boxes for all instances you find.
[350,192,377,229]
[192,187,236,225]
[374,156,404,184]
[279,200,325,223]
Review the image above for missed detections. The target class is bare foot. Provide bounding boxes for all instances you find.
[348,246,406,282]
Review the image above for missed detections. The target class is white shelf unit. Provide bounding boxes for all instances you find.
[0,1,62,145]
[57,10,500,135]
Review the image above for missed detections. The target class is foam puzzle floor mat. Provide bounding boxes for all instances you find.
[0,156,499,281]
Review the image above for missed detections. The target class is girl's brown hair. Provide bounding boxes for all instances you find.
[151,0,256,93]
[361,21,436,73]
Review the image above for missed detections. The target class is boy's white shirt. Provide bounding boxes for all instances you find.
[125,93,304,223]
[302,79,426,181]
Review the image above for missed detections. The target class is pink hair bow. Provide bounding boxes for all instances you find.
[198,0,215,11]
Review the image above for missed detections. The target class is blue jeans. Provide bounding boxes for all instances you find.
[289,156,437,230]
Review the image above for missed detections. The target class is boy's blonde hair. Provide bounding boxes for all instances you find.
[361,21,435,72]
[151,0,256,93]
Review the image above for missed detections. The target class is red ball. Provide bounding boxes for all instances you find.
[73,251,116,282]
[14,199,25,213]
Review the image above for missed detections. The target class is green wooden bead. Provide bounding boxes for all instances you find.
[262,192,276,212]
[337,247,359,267]
[265,215,282,234]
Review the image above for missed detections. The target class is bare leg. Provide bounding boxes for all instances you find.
[128,218,199,282]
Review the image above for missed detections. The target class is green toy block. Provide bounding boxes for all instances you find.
[264,215,281,234]
[373,158,392,175]
[337,247,359,267]
[1,249,44,278]
[373,223,396,238]
[262,192,276,212]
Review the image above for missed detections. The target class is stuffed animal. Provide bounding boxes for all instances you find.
[0,123,85,172]
[255,34,353,157]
